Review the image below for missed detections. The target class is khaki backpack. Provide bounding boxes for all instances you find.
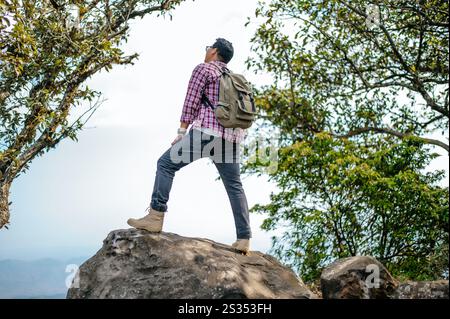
[201,65,257,129]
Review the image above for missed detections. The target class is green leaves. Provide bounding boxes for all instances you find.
[244,132,449,281]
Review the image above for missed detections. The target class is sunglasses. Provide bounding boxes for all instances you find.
[205,45,215,52]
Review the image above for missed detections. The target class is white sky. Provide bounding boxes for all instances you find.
[0,0,448,261]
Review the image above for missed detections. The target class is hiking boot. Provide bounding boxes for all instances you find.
[232,239,250,254]
[127,207,165,233]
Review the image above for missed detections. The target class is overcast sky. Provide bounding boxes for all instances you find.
[0,0,448,261]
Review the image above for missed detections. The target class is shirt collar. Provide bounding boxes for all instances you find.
[210,60,227,67]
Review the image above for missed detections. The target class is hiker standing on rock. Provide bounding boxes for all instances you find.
[127,38,252,254]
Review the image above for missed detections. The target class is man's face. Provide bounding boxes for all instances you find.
[204,46,219,63]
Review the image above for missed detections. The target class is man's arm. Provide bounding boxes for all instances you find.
[179,121,189,130]
[179,63,209,126]
[172,63,209,144]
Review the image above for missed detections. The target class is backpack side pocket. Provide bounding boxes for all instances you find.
[215,104,230,122]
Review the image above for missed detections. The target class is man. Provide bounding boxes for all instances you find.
[127,38,251,254]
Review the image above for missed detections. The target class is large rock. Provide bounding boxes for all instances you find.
[66,229,317,299]
[395,280,449,299]
[320,256,398,299]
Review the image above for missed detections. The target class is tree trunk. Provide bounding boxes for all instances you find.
[0,182,11,229]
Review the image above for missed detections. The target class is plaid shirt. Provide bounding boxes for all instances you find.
[180,60,247,144]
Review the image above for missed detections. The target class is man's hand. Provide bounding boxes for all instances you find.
[171,134,184,145]
[171,124,188,145]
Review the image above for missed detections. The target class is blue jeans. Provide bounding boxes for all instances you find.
[150,128,251,239]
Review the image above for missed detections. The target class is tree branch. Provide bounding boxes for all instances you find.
[128,0,178,19]
[7,54,138,181]
[337,0,449,118]
[334,126,449,152]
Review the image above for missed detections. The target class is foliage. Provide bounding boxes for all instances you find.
[243,0,449,281]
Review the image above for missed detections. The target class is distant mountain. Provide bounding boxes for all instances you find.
[0,257,88,299]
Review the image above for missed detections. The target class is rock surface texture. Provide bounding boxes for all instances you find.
[320,256,399,299]
[320,256,449,299]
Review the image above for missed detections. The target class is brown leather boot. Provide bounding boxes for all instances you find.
[127,207,165,232]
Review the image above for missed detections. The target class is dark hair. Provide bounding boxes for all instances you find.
[212,38,234,63]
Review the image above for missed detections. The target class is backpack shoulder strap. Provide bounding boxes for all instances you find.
[201,63,229,109]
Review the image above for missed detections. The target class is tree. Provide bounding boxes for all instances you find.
[0,0,186,229]
[246,134,448,281]
[243,0,449,281]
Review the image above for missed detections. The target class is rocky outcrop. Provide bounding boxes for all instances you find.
[320,256,449,299]
[66,229,317,299]
[320,256,398,299]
